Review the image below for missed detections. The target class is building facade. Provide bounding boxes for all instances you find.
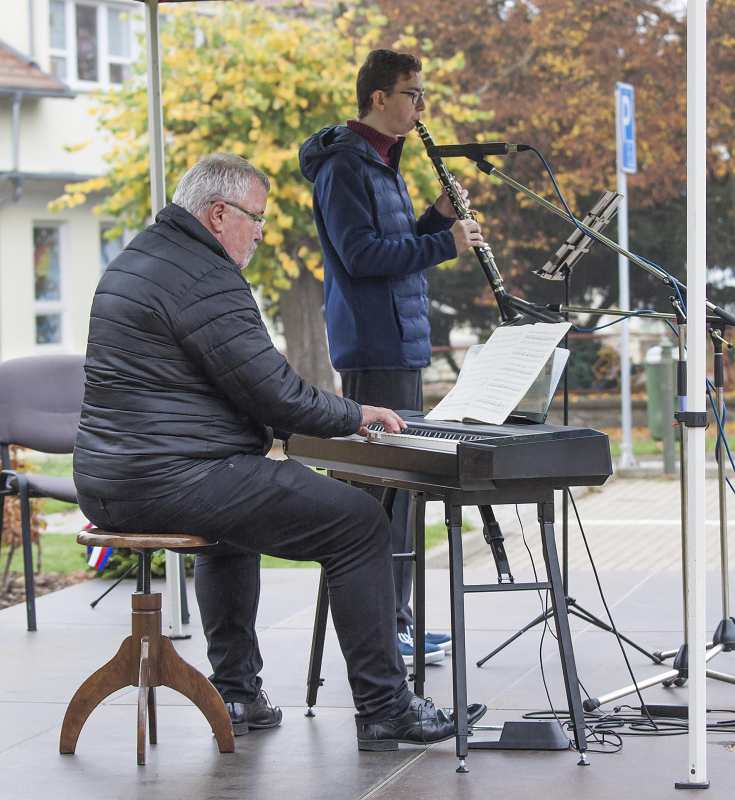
[0,0,143,361]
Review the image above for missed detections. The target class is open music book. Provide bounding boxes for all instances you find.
[425,322,571,426]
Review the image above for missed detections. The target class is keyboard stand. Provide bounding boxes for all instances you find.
[304,473,588,772]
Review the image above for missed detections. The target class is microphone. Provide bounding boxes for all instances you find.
[424,142,531,159]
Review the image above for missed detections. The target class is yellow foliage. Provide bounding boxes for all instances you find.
[49,2,485,306]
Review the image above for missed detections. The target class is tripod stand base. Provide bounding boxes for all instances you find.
[477,596,661,667]
[469,721,569,751]
[713,617,735,651]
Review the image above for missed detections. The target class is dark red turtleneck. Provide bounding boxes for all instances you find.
[346,119,399,166]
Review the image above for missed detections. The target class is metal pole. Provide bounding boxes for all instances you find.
[661,348,677,476]
[144,0,166,216]
[144,0,183,635]
[617,169,637,468]
[28,0,35,62]
[165,545,183,637]
[677,321,689,645]
[677,0,708,788]
[716,382,731,621]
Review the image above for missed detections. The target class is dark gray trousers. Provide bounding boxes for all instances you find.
[77,455,410,724]
[340,369,423,633]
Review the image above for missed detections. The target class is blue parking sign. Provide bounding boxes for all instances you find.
[616,82,637,174]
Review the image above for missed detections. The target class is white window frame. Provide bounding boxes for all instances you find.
[33,222,73,353]
[48,0,139,91]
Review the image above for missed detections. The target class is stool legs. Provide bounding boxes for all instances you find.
[61,590,234,762]
[148,688,157,745]
[60,637,133,754]
[158,635,234,752]
[137,637,151,765]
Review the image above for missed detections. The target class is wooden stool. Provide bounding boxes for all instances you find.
[60,529,235,765]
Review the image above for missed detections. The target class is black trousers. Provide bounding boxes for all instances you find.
[77,455,410,725]
[340,369,423,633]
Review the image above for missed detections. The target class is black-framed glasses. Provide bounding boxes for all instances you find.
[213,200,266,228]
[388,89,425,106]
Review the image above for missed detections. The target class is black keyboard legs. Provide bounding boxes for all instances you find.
[538,500,588,759]
[305,569,329,715]
[411,492,426,697]
[446,502,470,772]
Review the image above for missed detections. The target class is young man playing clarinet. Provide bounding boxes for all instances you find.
[299,49,484,665]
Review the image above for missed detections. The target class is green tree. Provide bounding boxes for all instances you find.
[52,3,486,387]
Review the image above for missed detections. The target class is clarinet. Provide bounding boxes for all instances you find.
[415,121,522,325]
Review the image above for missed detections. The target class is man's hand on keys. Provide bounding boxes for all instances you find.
[357,406,407,437]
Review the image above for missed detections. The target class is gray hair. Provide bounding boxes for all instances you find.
[172,153,270,219]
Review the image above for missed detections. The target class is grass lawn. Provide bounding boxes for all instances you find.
[5,522,457,576]
[4,533,90,575]
[607,435,735,458]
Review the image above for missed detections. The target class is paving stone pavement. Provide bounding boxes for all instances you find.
[425,475,734,573]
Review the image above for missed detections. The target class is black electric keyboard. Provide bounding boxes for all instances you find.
[285,410,612,493]
[291,410,603,762]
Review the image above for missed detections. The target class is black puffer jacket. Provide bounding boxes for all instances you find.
[73,203,362,500]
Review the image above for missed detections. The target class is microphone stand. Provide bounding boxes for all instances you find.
[470,156,735,330]
[462,153,735,685]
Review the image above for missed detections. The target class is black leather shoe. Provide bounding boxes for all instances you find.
[225,691,282,736]
[438,702,487,728]
[356,696,486,751]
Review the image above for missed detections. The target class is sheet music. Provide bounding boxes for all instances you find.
[425,323,571,425]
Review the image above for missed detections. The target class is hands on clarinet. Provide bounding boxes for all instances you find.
[435,182,470,217]
[452,218,484,253]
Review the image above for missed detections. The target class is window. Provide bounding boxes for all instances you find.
[49,1,67,79]
[33,225,69,348]
[49,1,136,88]
[100,223,124,273]
[107,7,132,83]
[75,4,98,82]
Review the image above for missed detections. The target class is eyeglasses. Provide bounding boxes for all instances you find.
[214,200,266,228]
[387,89,425,106]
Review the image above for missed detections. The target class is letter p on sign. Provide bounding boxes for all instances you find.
[616,82,637,174]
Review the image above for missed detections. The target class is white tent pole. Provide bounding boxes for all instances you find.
[144,0,166,216]
[680,0,708,789]
[144,0,183,636]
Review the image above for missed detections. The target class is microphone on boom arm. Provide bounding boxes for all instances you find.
[424,142,532,160]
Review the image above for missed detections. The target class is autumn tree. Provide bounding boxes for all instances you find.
[374,0,735,332]
[52,3,486,388]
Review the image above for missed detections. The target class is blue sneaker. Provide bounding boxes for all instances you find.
[397,631,445,666]
[408,625,452,654]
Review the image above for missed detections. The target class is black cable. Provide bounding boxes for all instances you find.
[567,490,660,731]
[516,506,616,753]
[516,506,566,736]
[524,706,735,739]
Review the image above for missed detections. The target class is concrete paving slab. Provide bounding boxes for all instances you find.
[0,704,418,800]
[370,709,735,800]
[0,702,69,753]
